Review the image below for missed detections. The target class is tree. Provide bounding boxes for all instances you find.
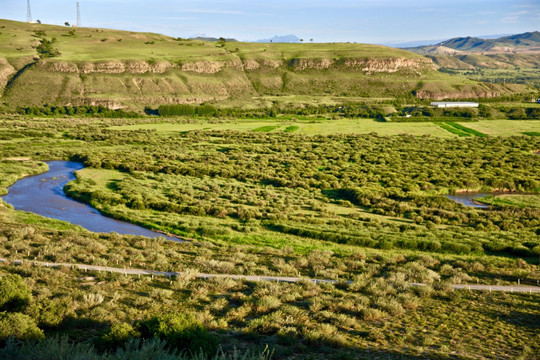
[36,20,41,24]
[36,38,61,58]
[64,22,70,26]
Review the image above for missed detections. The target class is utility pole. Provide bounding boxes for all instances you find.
[27,0,33,23]
[77,2,81,27]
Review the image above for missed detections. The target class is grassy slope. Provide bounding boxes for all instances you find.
[0,19,529,110]
[0,19,421,62]
[479,194,540,209]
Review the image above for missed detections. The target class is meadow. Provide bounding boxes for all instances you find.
[0,114,538,358]
[109,118,540,137]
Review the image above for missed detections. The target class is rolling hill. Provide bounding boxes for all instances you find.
[402,32,540,88]
[0,19,532,111]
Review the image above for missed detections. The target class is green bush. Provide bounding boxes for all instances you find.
[102,323,141,348]
[136,313,219,355]
[0,275,31,312]
[0,312,44,341]
[28,297,72,328]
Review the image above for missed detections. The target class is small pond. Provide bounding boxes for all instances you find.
[445,193,491,208]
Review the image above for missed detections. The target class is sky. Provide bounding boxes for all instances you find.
[1,0,539,44]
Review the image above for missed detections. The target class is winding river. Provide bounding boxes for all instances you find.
[2,161,181,241]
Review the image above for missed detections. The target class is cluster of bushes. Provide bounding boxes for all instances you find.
[504,107,540,120]
[0,271,269,359]
[2,118,539,260]
[155,103,387,119]
[103,313,219,355]
[0,337,270,360]
[153,102,540,121]
[35,37,60,58]
[16,105,140,118]
[157,105,222,117]
[394,104,540,120]
[59,129,540,257]
[0,275,43,342]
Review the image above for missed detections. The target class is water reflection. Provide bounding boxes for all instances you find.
[2,161,181,241]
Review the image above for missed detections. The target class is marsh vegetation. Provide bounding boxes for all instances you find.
[0,115,538,358]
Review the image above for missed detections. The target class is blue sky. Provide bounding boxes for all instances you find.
[1,0,539,44]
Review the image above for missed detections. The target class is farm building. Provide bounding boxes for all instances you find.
[430,102,479,108]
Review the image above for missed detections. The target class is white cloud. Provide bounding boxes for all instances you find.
[502,16,519,23]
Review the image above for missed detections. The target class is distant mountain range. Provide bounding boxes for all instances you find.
[256,35,301,43]
[386,34,511,48]
[188,34,301,43]
[189,36,238,42]
[405,31,540,55]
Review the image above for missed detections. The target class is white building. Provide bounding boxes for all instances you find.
[430,102,479,108]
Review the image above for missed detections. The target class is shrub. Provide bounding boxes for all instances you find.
[0,312,44,341]
[255,296,281,314]
[82,293,105,308]
[102,323,141,348]
[30,297,72,328]
[361,308,385,321]
[136,313,219,355]
[304,323,345,346]
[0,275,31,312]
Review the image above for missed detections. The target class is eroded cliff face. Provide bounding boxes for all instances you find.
[415,89,502,100]
[0,56,523,109]
[44,61,173,74]
[288,57,435,72]
[40,57,436,75]
[0,59,16,97]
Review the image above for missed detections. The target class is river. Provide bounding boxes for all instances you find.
[2,161,181,241]
[445,192,490,208]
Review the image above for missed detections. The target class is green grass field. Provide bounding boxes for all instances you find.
[109,118,540,137]
[479,194,540,209]
[458,120,540,136]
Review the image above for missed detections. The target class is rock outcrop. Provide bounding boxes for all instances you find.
[0,59,16,96]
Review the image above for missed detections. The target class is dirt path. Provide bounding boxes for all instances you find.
[2,258,539,293]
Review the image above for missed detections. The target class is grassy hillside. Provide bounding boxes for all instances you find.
[0,19,530,111]
[407,31,540,55]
